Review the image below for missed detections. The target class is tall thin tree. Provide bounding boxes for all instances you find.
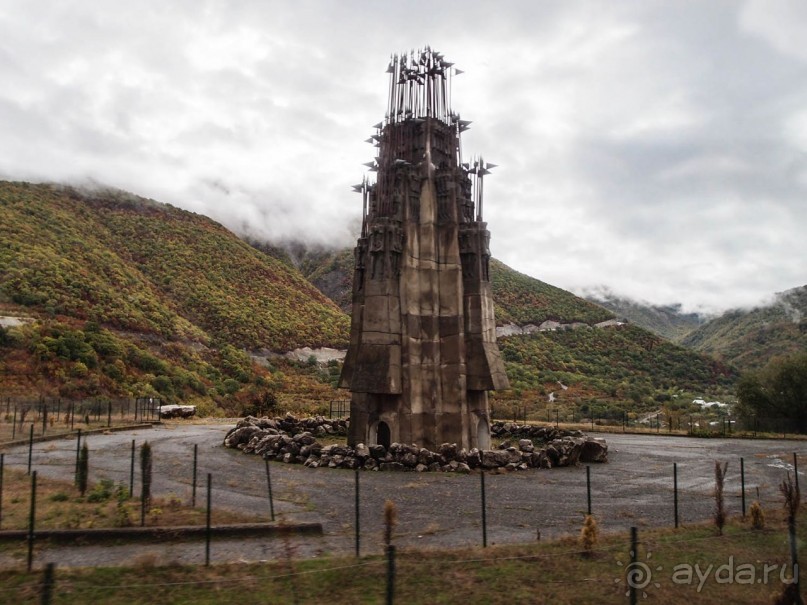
[76,442,89,496]
[140,441,152,522]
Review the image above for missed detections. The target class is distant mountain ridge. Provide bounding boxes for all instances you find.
[582,287,708,341]
[284,246,615,327]
[681,286,807,371]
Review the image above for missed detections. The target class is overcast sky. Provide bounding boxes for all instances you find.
[1,1,806,314]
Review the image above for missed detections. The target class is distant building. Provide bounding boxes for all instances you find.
[340,48,509,451]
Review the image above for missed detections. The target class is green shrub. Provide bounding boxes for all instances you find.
[87,478,115,502]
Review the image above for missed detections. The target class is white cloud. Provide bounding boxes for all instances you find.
[0,0,805,312]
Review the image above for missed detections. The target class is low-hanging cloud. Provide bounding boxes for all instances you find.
[1,0,805,314]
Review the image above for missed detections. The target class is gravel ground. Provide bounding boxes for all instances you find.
[1,423,805,569]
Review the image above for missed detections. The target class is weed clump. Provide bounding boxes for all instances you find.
[580,514,599,556]
[749,500,765,530]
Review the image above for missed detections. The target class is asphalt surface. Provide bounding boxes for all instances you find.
[1,423,805,568]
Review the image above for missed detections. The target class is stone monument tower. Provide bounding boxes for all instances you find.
[340,48,509,451]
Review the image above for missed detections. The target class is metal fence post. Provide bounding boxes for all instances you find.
[205,473,212,566]
[41,562,55,605]
[27,424,34,475]
[673,462,679,528]
[629,527,638,605]
[740,457,746,516]
[74,429,82,478]
[192,444,198,508]
[27,471,37,572]
[586,465,592,516]
[386,545,396,605]
[265,458,275,522]
[481,470,487,548]
[354,468,360,557]
[129,439,135,498]
[0,453,4,529]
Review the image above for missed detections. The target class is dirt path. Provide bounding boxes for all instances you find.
[2,424,804,568]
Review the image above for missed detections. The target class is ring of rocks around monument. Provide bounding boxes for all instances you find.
[223,414,607,472]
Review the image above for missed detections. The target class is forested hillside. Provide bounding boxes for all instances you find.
[282,243,737,410]
[0,181,348,409]
[682,286,807,371]
[0,181,746,413]
[500,323,735,408]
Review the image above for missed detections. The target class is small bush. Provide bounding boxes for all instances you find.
[87,478,115,502]
[749,501,765,530]
[114,503,132,527]
[148,507,163,525]
[580,514,599,556]
[49,492,69,502]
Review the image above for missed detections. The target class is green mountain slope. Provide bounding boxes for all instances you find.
[296,247,354,313]
[0,182,348,350]
[0,181,744,412]
[0,181,348,408]
[278,243,735,408]
[583,290,707,341]
[490,260,613,326]
[500,324,735,404]
[682,286,807,371]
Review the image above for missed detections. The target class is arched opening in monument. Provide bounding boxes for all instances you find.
[476,417,491,450]
[377,421,391,449]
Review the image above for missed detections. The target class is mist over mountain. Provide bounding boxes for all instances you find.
[681,285,807,371]
[0,181,744,411]
[582,286,710,341]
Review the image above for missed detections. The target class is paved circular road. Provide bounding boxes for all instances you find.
[2,423,804,568]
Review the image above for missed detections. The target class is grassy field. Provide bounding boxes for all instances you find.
[0,460,804,605]
[0,514,802,604]
[1,425,805,603]
[0,466,261,532]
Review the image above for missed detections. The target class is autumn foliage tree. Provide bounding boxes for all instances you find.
[737,353,807,432]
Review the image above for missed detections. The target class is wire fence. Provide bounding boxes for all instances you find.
[491,400,805,439]
[1,525,800,603]
[1,429,805,603]
[0,397,161,443]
